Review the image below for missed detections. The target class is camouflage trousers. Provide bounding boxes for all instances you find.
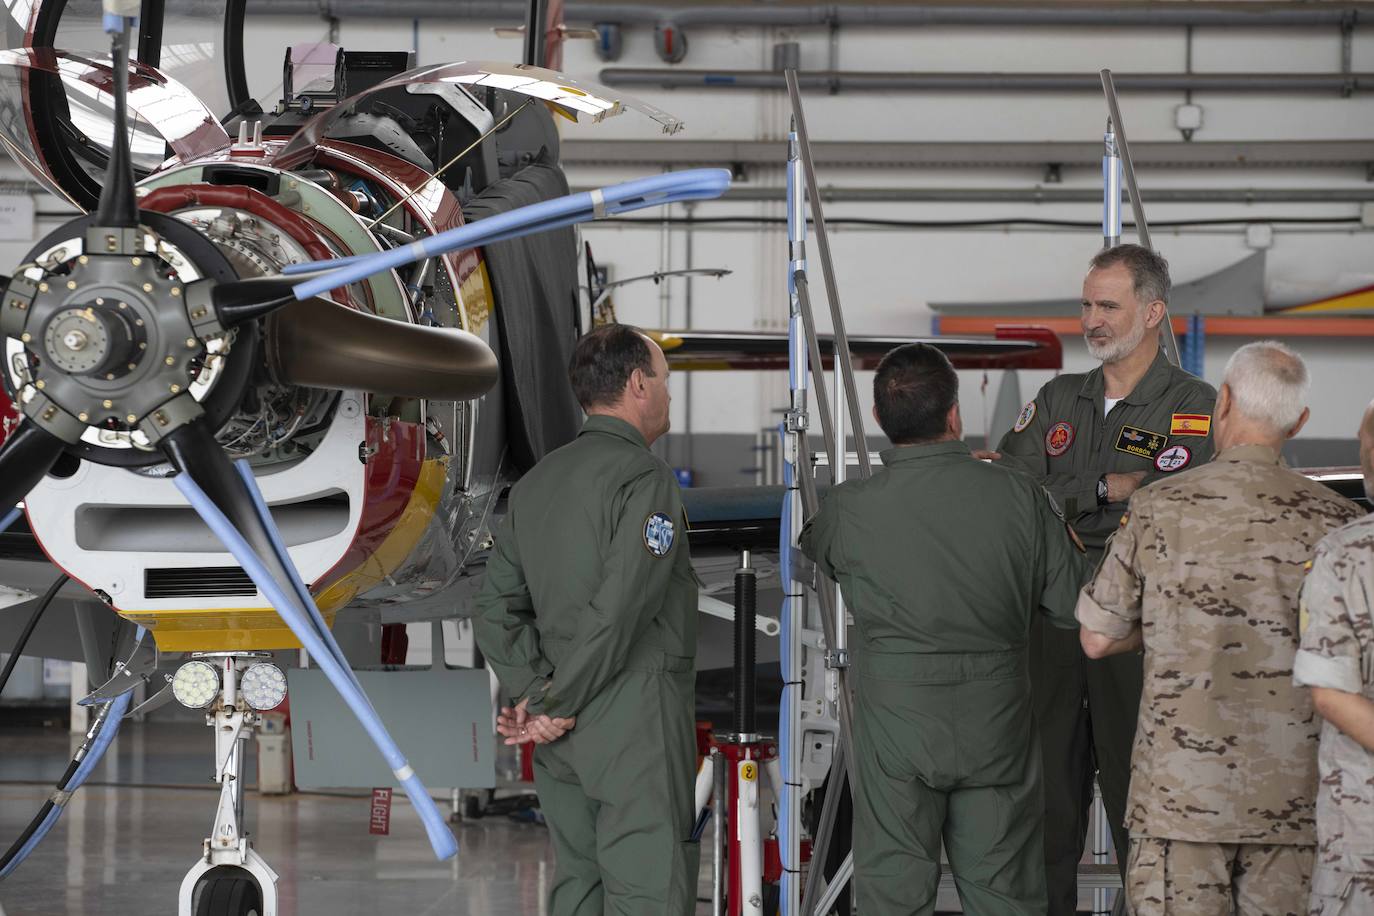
[1126,837,1313,916]
[1308,853,1374,916]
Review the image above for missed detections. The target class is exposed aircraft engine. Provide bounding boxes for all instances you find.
[0,54,526,651]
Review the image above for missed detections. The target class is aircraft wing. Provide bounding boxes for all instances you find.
[651,325,1062,371]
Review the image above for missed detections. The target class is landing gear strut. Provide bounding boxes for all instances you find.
[177,653,281,916]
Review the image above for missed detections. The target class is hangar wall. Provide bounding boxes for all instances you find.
[7,8,1369,483]
[262,10,1370,479]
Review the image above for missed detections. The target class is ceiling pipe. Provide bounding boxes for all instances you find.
[598,69,1373,94]
[242,0,1370,29]
[559,139,1374,170]
[670,187,1374,204]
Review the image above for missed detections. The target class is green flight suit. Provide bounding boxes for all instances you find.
[996,348,1216,915]
[801,440,1090,916]
[473,415,700,916]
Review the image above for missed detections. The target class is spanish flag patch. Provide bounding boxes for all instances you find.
[1170,413,1211,436]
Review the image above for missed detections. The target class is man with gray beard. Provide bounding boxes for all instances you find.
[990,244,1217,913]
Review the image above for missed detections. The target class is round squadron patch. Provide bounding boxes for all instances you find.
[1012,401,1037,433]
[1045,421,1074,457]
[643,512,676,557]
[1155,444,1191,473]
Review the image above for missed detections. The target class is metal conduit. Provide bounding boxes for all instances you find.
[242,0,1370,29]
[598,69,1374,94]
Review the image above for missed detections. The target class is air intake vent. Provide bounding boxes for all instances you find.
[145,567,257,599]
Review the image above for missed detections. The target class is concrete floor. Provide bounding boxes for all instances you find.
[0,721,1119,915]
[0,721,697,915]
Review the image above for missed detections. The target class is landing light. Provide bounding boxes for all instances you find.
[240,663,287,711]
[171,660,219,708]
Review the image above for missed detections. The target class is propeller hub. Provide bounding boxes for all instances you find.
[1,228,223,450]
[43,304,141,377]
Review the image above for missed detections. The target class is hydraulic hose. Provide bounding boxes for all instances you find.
[172,473,459,861]
[0,691,133,879]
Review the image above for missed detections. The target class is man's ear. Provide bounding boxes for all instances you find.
[1216,382,1232,421]
[1144,299,1166,329]
[1287,406,1311,440]
[627,367,647,400]
[948,402,963,439]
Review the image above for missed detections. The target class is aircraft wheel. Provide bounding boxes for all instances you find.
[195,875,262,916]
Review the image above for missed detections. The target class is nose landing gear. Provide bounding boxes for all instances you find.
[176,652,283,916]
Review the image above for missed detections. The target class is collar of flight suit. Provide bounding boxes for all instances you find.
[1075,346,1175,406]
[579,413,650,450]
[1214,443,1285,467]
[879,439,973,466]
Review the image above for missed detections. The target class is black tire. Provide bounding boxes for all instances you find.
[195,875,262,916]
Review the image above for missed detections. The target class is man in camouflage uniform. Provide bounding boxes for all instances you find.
[802,344,1092,915]
[992,244,1216,912]
[1076,341,1364,916]
[1294,399,1374,915]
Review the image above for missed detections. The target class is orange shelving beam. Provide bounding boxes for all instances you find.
[935,316,1374,338]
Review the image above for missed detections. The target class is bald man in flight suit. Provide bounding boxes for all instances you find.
[474,323,700,916]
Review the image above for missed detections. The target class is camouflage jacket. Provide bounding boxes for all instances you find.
[1295,512,1374,860]
[1076,444,1363,844]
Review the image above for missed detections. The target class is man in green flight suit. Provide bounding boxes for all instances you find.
[473,323,700,916]
[989,244,1217,914]
[801,343,1092,916]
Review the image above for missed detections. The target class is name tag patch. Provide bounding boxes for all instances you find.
[1045,421,1074,457]
[1115,424,1167,460]
[1154,444,1191,473]
[643,512,676,557]
[1170,413,1211,436]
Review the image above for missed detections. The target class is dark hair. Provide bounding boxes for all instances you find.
[1089,243,1171,306]
[872,343,958,445]
[569,324,657,410]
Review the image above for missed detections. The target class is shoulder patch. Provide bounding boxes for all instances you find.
[1170,413,1211,437]
[1120,513,1130,527]
[1154,444,1191,473]
[1045,421,1074,457]
[643,512,676,557]
[1013,401,1036,433]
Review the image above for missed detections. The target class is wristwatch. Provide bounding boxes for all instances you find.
[1096,475,1109,507]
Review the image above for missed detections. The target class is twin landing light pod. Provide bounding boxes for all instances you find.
[172,659,287,711]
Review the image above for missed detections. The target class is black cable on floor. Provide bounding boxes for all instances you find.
[0,574,68,699]
[0,573,78,876]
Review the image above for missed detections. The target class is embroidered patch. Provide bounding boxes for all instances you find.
[643,512,675,557]
[1170,413,1211,437]
[1154,444,1192,473]
[1114,424,1167,460]
[1013,401,1037,433]
[1045,421,1074,457]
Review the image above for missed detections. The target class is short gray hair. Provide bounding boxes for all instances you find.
[1089,244,1171,307]
[1223,341,1309,433]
